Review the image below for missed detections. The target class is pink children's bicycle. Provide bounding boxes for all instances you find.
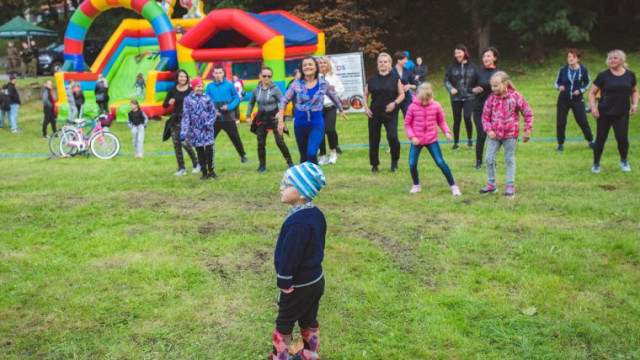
[59,115,121,159]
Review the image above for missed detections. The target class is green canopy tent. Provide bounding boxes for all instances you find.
[0,16,58,40]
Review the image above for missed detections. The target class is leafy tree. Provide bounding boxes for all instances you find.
[495,0,596,62]
[289,0,390,58]
[0,0,41,24]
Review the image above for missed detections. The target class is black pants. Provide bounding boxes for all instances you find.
[593,114,629,164]
[97,100,109,114]
[472,103,486,163]
[451,99,475,144]
[276,277,324,335]
[368,110,400,166]
[214,120,246,157]
[195,145,214,176]
[557,96,593,144]
[171,116,198,170]
[319,106,339,155]
[42,107,56,137]
[256,123,292,166]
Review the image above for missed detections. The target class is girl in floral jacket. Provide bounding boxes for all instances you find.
[479,71,534,198]
[181,77,217,180]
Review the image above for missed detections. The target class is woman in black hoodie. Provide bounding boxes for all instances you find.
[471,47,501,169]
[444,44,478,150]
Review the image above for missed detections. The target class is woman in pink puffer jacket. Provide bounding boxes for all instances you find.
[405,83,461,196]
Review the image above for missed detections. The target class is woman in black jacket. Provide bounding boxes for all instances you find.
[444,44,478,150]
[471,47,501,169]
[163,69,199,176]
[95,74,110,114]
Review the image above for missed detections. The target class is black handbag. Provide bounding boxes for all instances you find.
[162,117,173,142]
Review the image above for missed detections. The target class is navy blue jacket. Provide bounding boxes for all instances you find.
[274,207,326,289]
[555,64,590,100]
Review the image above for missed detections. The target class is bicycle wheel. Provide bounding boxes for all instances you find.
[59,131,81,156]
[90,132,120,159]
[49,130,64,155]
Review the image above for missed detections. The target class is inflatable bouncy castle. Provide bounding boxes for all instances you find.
[55,0,325,121]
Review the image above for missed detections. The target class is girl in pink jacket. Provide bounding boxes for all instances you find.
[405,83,461,196]
[478,71,534,198]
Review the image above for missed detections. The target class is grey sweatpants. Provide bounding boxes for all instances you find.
[485,138,517,187]
[131,124,145,155]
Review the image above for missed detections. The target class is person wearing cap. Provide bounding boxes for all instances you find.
[270,162,327,360]
[181,77,217,180]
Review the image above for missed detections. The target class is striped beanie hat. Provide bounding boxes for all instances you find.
[285,162,326,200]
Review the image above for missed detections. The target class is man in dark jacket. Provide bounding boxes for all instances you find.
[42,80,57,138]
[20,42,36,78]
[30,40,40,76]
[0,84,11,128]
[7,75,21,133]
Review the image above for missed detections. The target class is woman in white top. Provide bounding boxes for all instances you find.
[318,56,345,165]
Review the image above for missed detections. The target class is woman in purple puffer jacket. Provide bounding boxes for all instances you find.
[404,82,461,196]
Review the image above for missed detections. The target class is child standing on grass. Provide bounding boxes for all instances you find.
[405,82,461,196]
[128,99,148,158]
[270,162,326,360]
[478,71,534,198]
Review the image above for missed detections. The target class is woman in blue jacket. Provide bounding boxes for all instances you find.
[555,48,594,151]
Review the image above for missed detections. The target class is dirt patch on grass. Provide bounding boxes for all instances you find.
[597,184,617,191]
[205,248,271,280]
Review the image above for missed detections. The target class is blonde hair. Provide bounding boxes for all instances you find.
[318,56,334,75]
[490,71,514,93]
[607,49,628,69]
[416,82,434,104]
[377,52,392,64]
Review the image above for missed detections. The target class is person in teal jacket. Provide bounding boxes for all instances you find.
[205,65,248,163]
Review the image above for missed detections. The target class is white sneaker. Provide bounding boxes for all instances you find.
[318,155,327,165]
[192,164,201,174]
[451,185,462,196]
[174,169,187,176]
[409,184,421,193]
[329,152,337,164]
[620,160,631,172]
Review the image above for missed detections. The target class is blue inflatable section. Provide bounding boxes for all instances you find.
[250,13,317,47]
[63,54,87,72]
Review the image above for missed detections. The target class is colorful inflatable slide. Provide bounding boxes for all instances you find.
[56,0,325,121]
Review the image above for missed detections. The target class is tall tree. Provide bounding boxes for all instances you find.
[289,0,390,58]
[495,0,596,62]
[458,0,503,57]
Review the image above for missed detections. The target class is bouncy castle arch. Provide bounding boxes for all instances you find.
[63,0,177,72]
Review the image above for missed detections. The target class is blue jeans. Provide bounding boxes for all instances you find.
[9,104,19,131]
[409,142,455,186]
[0,108,8,127]
[294,119,324,164]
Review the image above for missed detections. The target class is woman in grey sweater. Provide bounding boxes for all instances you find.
[246,67,294,172]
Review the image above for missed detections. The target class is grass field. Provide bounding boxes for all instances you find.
[1,53,639,359]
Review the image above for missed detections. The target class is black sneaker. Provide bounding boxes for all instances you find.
[200,174,208,180]
[209,171,218,179]
[556,144,564,151]
[371,165,379,173]
[452,143,459,150]
[336,146,343,155]
[474,160,482,170]
[467,140,473,148]
[257,165,266,173]
[588,141,595,149]
[241,156,249,163]
[391,160,398,171]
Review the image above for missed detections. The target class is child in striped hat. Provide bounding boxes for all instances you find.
[270,162,326,360]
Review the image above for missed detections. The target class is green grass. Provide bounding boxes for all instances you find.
[1,53,640,360]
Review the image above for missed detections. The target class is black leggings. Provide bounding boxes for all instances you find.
[451,99,475,144]
[43,107,57,137]
[195,145,214,176]
[556,96,593,144]
[276,277,324,335]
[256,124,292,166]
[319,106,338,155]
[214,121,246,158]
[368,110,400,166]
[472,104,486,163]
[593,114,629,164]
